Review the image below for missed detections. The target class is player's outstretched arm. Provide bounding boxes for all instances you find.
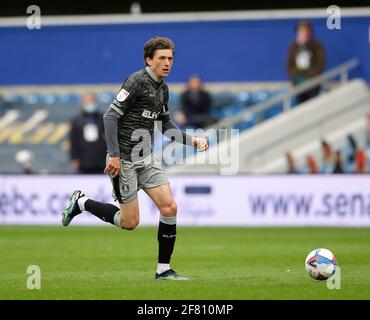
[158,113,208,152]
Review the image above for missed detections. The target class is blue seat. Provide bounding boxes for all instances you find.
[235,90,253,107]
[96,91,115,104]
[211,91,235,108]
[23,93,42,105]
[3,93,24,104]
[169,92,181,111]
[60,93,81,105]
[252,90,271,104]
[291,96,299,108]
[46,103,80,121]
[233,112,256,131]
[221,104,243,117]
[43,93,60,105]
[264,105,284,119]
[211,107,225,119]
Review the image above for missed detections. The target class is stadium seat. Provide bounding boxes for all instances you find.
[235,90,253,108]
[96,91,115,104]
[221,104,243,117]
[252,90,271,104]
[233,112,256,131]
[23,93,42,105]
[168,92,181,111]
[210,107,225,119]
[211,90,235,108]
[60,92,81,105]
[43,93,60,105]
[2,92,24,105]
[264,105,284,120]
[210,104,242,119]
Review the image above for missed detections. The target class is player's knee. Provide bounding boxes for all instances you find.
[160,200,177,217]
[121,217,139,230]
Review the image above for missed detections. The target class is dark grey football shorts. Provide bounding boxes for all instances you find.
[108,153,169,204]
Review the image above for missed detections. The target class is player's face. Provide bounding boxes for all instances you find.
[147,49,173,80]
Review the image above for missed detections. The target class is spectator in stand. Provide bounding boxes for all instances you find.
[332,150,345,174]
[286,151,298,174]
[70,93,107,174]
[175,75,213,129]
[354,149,368,174]
[347,135,358,162]
[305,154,319,174]
[321,140,335,173]
[286,20,325,105]
[343,134,358,172]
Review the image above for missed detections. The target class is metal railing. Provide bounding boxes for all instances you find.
[208,58,359,130]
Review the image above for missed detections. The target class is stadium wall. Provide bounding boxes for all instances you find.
[1,175,369,226]
[0,11,369,85]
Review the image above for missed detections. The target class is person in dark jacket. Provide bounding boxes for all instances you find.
[287,21,326,105]
[176,75,213,129]
[70,93,107,174]
[332,150,345,174]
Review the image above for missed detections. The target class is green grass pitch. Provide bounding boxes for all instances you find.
[0,226,369,300]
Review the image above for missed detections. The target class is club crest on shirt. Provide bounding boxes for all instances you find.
[116,89,130,102]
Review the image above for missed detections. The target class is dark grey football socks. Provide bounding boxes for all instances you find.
[157,215,177,266]
[84,199,120,226]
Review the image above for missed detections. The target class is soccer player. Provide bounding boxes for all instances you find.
[61,37,208,280]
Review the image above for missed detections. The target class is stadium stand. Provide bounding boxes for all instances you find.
[1,70,368,175]
[167,59,370,175]
[0,8,368,175]
[0,85,292,173]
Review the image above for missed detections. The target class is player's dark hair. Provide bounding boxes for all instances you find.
[144,37,175,66]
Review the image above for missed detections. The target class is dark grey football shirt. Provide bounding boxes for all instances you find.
[103,67,193,162]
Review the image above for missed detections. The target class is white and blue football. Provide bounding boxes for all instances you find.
[305,248,338,281]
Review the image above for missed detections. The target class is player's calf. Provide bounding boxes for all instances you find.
[62,192,124,228]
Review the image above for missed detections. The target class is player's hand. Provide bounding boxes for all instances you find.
[192,137,208,152]
[104,156,121,178]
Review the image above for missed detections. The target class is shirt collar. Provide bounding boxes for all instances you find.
[145,66,161,83]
